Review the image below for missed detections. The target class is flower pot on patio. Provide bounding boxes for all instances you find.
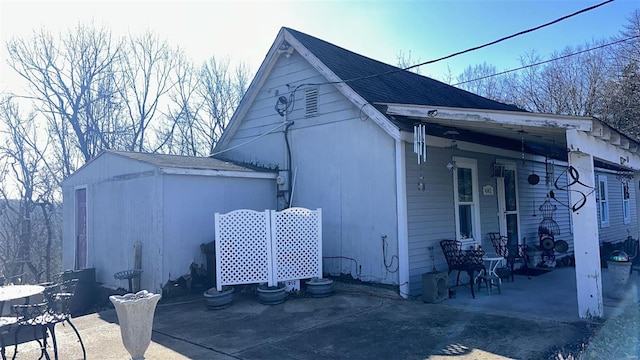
[527,249,543,267]
[109,290,162,360]
[607,251,632,299]
[203,286,234,309]
[305,278,334,298]
[257,283,286,305]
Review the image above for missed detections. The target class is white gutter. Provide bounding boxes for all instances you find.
[158,168,278,179]
[395,139,410,298]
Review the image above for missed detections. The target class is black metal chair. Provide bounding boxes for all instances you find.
[0,316,18,360]
[12,279,86,360]
[440,240,486,298]
[489,232,527,282]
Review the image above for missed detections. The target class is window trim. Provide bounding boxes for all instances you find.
[622,182,631,224]
[452,157,481,242]
[598,175,609,227]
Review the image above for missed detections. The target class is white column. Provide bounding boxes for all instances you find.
[568,150,604,318]
[395,139,410,298]
[634,171,640,240]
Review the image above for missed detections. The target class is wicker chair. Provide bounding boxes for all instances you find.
[440,240,486,298]
[489,232,527,281]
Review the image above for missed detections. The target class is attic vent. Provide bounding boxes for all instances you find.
[305,88,318,117]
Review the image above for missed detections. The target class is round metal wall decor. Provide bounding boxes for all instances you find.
[528,173,540,185]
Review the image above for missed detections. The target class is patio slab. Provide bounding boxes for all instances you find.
[3,267,638,359]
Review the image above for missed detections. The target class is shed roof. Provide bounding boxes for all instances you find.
[109,150,272,172]
[284,27,524,112]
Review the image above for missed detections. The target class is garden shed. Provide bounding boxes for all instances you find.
[61,150,277,294]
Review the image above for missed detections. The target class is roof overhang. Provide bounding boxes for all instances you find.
[381,103,640,170]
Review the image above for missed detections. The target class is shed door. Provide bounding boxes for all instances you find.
[75,188,88,269]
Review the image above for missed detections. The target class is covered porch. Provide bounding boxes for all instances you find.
[391,104,640,319]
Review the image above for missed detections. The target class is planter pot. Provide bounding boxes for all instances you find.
[257,283,286,305]
[527,251,543,267]
[203,286,234,309]
[109,290,162,360]
[305,278,334,298]
[607,261,632,299]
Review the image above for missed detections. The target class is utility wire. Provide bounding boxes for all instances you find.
[340,0,615,84]
[453,35,640,86]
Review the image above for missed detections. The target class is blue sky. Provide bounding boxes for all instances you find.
[1,0,638,91]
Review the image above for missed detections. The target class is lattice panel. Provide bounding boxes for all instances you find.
[271,207,322,282]
[215,210,272,291]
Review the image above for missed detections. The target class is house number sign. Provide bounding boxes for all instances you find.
[483,185,494,196]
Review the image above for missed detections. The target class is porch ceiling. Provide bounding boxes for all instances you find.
[378,103,640,167]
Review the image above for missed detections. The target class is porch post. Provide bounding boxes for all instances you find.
[395,139,410,298]
[634,171,640,240]
[567,149,604,318]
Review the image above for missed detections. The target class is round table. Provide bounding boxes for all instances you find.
[0,284,44,302]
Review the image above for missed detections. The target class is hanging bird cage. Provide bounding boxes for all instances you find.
[538,197,560,236]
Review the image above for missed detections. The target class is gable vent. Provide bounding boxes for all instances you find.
[305,88,318,117]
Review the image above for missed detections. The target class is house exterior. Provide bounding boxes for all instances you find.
[61,150,277,293]
[214,27,640,318]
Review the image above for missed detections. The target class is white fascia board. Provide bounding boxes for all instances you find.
[215,30,287,152]
[383,104,593,131]
[566,129,640,170]
[159,167,278,179]
[283,30,401,141]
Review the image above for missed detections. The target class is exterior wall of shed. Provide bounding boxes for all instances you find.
[220,51,400,285]
[160,174,276,288]
[62,155,161,292]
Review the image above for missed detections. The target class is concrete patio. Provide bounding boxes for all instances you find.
[3,267,638,359]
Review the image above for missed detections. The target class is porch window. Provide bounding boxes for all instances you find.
[623,182,630,224]
[598,175,609,227]
[453,158,481,242]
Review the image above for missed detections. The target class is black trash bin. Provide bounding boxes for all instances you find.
[61,268,97,316]
[201,241,216,289]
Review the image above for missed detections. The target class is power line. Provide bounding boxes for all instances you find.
[452,35,640,86]
[341,0,615,84]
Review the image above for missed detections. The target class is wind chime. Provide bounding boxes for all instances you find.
[414,123,427,191]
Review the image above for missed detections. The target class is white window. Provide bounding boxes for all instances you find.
[598,175,609,227]
[623,182,630,224]
[453,158,481,243]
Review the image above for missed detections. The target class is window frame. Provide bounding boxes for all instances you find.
[622,181,631,224]
[598,175,609,227]
[452,157,482,242]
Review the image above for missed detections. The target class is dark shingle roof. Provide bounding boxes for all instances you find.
[285,28,524,112]
[110,151,271,173]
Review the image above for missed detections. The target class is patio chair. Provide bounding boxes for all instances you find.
[489,232,527,282]
[440,240,486,299]
[12,301,50,360]
[44,279,86,360]
[0,315,18,360]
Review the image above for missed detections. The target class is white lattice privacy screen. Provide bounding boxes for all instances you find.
[215,208,322,291]
[215,210,272,291]
[271,208,322,282]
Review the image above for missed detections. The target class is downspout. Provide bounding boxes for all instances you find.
[395,139,410,298]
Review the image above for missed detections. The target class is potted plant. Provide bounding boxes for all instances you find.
[526,246,544,267]
[305,277,334,298]
[109,290,162,360]
[607,250,632,299]
[257,283,287,305]
[203,286,234,309]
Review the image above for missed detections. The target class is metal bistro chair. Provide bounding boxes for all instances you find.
[440,240,486,299]
[489,232,527,282]
[12,279,86,360]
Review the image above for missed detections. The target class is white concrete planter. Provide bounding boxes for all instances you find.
[109,290,162,360]
[203,286,234,309]
[305,278,334,298]
[607,261,632,299]
[257,283,286,305]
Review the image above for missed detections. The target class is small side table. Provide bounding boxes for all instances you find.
[114,269,143,293]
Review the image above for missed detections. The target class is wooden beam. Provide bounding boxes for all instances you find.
[384,104,593,131]
[610,132,621,146]
[620,137,630,150]
[566,130,640,170]
[567,150,603,319]
[590,121,604,138]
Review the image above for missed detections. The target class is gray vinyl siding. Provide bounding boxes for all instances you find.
[220,50,400,285]
[596,172,637,244]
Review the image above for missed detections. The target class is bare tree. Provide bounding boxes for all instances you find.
[5,23,124,180]
[396,50,421,74]
[120,30,177,152]
[0,97,59,283]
